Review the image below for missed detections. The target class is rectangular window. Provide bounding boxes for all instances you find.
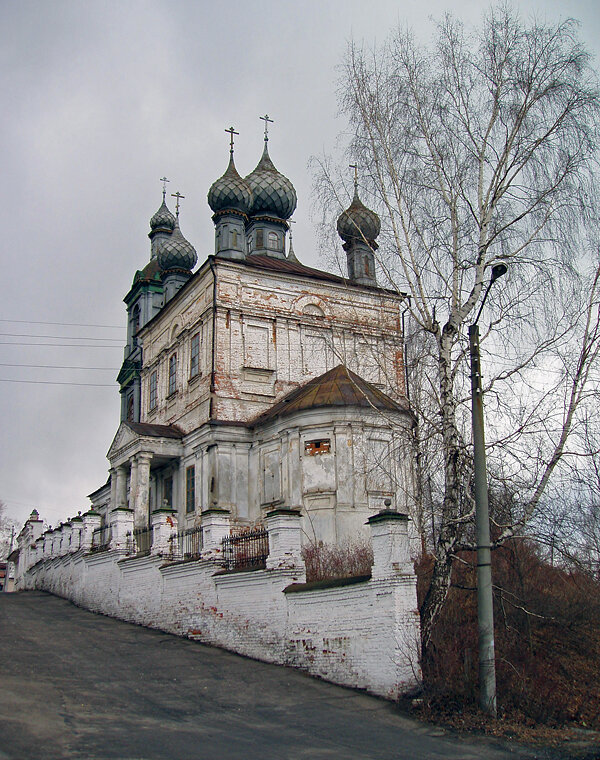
[149,371,157,410]
[256,229,264,249]
[168,354,177,395]
[190,333,200,378]
[186,466,195,513]
[163,476,173,507]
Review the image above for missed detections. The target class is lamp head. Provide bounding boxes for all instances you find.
[490,263,508,283]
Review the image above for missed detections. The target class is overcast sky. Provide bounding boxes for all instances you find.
[1,0,599,528]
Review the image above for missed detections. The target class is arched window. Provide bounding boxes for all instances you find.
[267,231,279,251]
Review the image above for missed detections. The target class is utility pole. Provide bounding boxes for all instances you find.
[469,263,507,717]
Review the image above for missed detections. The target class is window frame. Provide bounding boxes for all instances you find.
[168,354,177,396]
[149,370,158,411]
[186,465,195,514]
[190,333,200,378]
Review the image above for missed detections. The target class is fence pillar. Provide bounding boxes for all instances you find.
[201,508,230,559]
[62,523,74,555]
[109,507,134,551]
[151,508,178,555]
[70,516,83,552]
[81,511,102,552]
[265,508,304,571]
[367,510,413,581]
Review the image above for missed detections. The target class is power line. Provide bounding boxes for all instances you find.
[0,378,115,387]
[0,333,123,342]
[0,363,119,370]
[0,342,122,348]
[0,319,124,329]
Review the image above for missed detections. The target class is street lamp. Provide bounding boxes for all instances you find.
[469,262,507,718]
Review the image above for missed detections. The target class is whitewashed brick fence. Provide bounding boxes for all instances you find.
[14,507,421,700]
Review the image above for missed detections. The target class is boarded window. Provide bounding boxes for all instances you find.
[190,333,200,378]
[256,229,264,249]
[168,354,177,395]
[304,439,331,456]
[244,323,272,369]
[126,395,134,422]
[186,466,195,513]
[302,333,328,374]
[262,450,281,504]
[149,371,157,410]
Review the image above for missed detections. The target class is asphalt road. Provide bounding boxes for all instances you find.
[0,591,593,760]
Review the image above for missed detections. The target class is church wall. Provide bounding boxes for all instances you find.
[20,511,421,702]
[136,258,406,433]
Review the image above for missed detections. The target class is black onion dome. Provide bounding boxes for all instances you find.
[157,219,197,271]
[150,199,176,231]
[337,188,381,243]
[208,154,252,215]
[245,144,297,220]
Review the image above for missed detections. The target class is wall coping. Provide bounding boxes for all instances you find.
[201,507,231,516]
[367,510,409,524]
[284,574,371,593]
[265,507,302,518]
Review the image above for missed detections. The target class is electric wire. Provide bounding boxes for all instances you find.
[0,319,124,329]
[0,333,123,342]
[0,378,115,387]
[0,342,122,348]
[0,363,119,370]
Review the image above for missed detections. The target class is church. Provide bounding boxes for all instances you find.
[89,120,415,546]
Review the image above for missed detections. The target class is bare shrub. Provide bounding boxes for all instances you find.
[302,539,373,583]
[417,540,600,728]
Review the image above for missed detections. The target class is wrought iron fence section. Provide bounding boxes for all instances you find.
[91,525,112,552]
[169,526,203,560]
[221,527,269,571]
[133,526,153,554]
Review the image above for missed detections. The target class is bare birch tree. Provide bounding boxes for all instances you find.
[316,5,600,654]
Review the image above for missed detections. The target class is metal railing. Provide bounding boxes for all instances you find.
[91,525,112,552]
[169,526,203,560]
[221,527,269,571]
[132,526,153,555]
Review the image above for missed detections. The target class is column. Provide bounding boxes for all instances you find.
[109,507,135,551]
[81,511,102,551]
[151,508,178,556]
[265,508,304,573]
[367,510,412,581]
[109,468,117,509]
[116,466,128,508]
[133,453,152,529]
[201,508,230,559]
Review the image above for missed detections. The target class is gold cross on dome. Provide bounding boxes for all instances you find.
[160,176,170,200]
[225,126,239,154]
[260,113,274,141]
[171,191,185,216]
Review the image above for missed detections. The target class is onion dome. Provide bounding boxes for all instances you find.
[337,187,380,245]
[157,219,197,271]
[150,198,176,232]
[208,154,252,215]
[245,143,297,220]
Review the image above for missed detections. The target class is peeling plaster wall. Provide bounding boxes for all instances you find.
[137,259,406,433]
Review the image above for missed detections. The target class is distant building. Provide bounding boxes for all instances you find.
[90,126,415,545]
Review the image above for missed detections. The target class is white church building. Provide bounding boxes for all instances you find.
[12,125,423,701]
[89,123,415,546]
